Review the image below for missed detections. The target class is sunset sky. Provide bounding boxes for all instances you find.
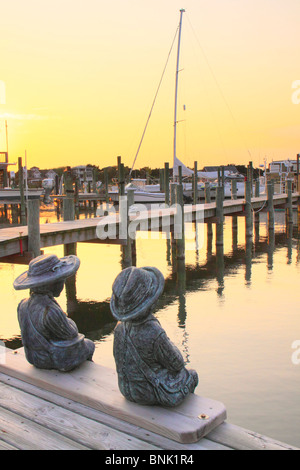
[0,0,299,172]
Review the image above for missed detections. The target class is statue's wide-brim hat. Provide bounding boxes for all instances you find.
[110,266,165,321]
[13,254,80,291]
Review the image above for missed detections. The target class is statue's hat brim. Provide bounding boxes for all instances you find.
[110,266,165,321]
[13,254,80,291]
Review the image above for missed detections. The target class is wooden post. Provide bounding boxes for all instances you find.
[254,179,260,243]
[249,161,253,196]
[178,165,183,185]
[297,154,300,192]
[267,227,275,270]
[221,166,225,187]
[18,157,26,225]
[286,179,293,228]
[245,237,252,284]
[123,188,134,267]
[159,169,165,192]
[63,168,75,222]
[231,179,237,200]
[118,157,125,198]
[216,186,224,246]
[74,177,80,219]
[175,183,185,260]
[93,200,98,215]
[63,168,76,255]
[267,180,275,231]
[55,174,60,195]
[170,182,177,206]
[193,161,198,205]
[216,244,224,296]
[217,167,221,187]
[93,168,97,193]
[164,162,170,205]
[245,180,253,238]
[27,198,41,258]
[205,182,211,203]
[103,168,109,205]
[205,182,213,239]
[232,216,238,251]
[255,179,260,198]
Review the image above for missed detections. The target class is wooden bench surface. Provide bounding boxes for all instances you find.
[0,349,226,444]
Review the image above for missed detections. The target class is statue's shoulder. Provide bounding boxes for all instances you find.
[17,297,29,313]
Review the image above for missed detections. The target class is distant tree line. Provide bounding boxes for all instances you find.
[13,162,263,186]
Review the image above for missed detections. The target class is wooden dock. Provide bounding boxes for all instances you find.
[0,349,297,451]
[0,193,298,260]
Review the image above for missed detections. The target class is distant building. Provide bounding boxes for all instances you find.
[71,166,94,185]
[27,167,58,187]
[269,160,297,174]
[28,167,42,184]
[0,152,16,188]
[0,152,9,188]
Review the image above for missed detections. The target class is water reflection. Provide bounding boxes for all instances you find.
[57,218,300,346]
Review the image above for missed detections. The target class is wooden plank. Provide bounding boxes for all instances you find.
[207,422,299,451]
[0,350,227,444]
[0,380,160,451]
[0,439,19,450]
[0,373,231,451]
[0,407,89,450]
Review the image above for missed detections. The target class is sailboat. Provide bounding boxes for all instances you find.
[108,11,189,204]
[109,10,253,204]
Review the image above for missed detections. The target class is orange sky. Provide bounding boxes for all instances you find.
[0,0,300,171]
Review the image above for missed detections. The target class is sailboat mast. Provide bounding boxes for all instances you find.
[173,8,185,182]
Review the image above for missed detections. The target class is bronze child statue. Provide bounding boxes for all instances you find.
[111,266,198,407]
[14,254,95,372]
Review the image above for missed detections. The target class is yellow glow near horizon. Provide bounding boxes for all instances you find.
[0,0,300,171]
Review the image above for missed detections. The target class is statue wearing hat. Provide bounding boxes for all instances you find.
[111,266,198,407]
[14,254,95,372]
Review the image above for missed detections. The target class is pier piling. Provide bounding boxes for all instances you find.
[245,180,253,238]
[267,180,275,231]
[123,188,134,267]
[175,183,185,260]
[27,199,41,258]
[193,161,198,205]
[164,162,170,206]
[18,157,26,225]
[216,186,224,247]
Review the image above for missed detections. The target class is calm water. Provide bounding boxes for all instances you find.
[0,208,300,448]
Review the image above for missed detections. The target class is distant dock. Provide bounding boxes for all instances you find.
[0,190,298,262]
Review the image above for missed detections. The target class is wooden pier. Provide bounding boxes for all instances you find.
[0,349,297,451]
[0,191,298,261]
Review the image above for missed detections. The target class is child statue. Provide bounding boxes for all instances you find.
[111,266,198,407]
[14,254,95,372]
